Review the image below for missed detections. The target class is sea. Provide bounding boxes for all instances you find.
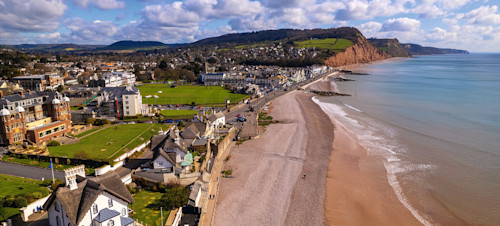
[314,53,500,225]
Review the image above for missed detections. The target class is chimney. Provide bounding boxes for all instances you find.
[18,90,23,96]
[64,165,86,190]
[0,90,3,98]
[174,137,180,145]
[175,129,180,136]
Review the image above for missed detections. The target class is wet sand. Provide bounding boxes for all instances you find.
[214,74,421,225]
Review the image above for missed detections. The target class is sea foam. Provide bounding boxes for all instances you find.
[312,96,433,226]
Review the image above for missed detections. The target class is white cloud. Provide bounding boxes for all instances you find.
[463,5,500,25]
[141,2,200,27]
[73,0,125,10]
[0,0,66,32]
[357,21,383,38]
[64,18,119,43]
[381,17,421,32]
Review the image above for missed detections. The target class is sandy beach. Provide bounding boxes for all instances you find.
[214,73,421,225]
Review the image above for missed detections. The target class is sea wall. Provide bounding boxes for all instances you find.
[324,38,390,67]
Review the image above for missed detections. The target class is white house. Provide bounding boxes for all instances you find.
[151,128,193,173]
[207,112,225,135]
[43,165,135,226]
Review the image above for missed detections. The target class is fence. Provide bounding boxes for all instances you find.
[20,195,50,222]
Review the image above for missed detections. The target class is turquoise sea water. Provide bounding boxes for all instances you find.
[318,54,500,225]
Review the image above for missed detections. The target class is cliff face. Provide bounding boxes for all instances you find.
[324,38,390,67]
[368,38,411,57]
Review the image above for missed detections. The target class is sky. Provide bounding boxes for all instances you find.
[0,0,499,52]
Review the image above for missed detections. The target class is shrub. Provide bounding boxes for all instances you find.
[94,119,111,126]
[47,140,61,146]
[23,193,35,203]
[14,197,27,208]
[86,118,96,125]
[37,187,49,197]
[5,198,14,207]
[32,192,43,199]
[158,186,190,210]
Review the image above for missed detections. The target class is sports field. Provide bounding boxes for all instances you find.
[138,84,248,105]
[48,124,166,161]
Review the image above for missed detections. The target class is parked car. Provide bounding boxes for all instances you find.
[237,116,246,122]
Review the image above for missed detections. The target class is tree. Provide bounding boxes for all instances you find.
[158,186,189,210]
[158,60,168,70]
[14,197,27,208]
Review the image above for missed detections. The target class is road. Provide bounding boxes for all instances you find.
[0,161,65,181]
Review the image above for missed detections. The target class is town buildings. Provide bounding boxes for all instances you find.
[89,71,136,88]
[44,165,135,226]
[0,91,71,145]
[12,73,64,91]
[92,86,145,118]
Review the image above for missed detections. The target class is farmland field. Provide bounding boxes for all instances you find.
[48,123,166,161]
[295,38,353,52]
[138,84,248,105]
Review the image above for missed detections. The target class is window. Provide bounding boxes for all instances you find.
[181,156,184,161]
[125,101,129,104]
[92,204,98,214]
[56,216,61,226]
[125,106,129,110]
[107,220,114,226]
[122,208,126,216]
[108,199,113,207]
[55,202,59,212]
[126,111,129,115]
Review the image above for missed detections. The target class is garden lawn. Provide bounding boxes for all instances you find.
[160,110,198,119]
[0,174,44,199]
[138,84,248,105]
[74,127,101,138]
[130,190,166,226]
[48,123,166,161]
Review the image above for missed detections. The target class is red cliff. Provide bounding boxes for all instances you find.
[324,38,390,67]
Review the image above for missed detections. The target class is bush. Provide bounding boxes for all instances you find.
[86,118,96,125]
[158,186,190,210]
[5,198,14,207]
[23,193,35,203]
[94,119,111,126]
[37,187,49,197]
[47,140,61,146]
[14,197,27,208]
[32,192,43,199]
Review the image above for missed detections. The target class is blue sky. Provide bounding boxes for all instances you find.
[1,0,499,52]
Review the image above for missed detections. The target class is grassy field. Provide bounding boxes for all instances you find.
[295,38,354,52]
[138,84,248,105]
[74,127,101,138]
[0,174,44,199]
[160,110,198,119]
[130,190,166,226]
[1,155,95,175]
[49,124,166,161]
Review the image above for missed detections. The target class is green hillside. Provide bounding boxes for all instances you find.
[295,38,353,52]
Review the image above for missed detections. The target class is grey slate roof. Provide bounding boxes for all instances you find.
[43,172,134,226]
[98,86,139,100]
[121,216,135,226]
[207,112,224,122]
[94,208,120,223]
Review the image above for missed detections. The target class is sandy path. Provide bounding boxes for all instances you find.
[214,90,334,226]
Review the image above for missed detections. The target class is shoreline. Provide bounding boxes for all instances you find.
[213,57,420,226]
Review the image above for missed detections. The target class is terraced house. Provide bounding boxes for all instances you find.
[0,90,71,145]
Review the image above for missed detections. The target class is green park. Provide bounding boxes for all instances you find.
[138,84,248,105]
[48,123,166,161]
[295,38,353,52]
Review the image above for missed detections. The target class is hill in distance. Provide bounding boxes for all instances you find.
[402,43,469,55]
[96,40,170,51]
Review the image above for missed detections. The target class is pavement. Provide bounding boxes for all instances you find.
[0,161,65,181]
